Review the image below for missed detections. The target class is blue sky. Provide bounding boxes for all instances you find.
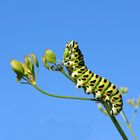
[0,0,140,139]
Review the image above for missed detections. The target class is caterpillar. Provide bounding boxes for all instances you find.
[63,40,123,115]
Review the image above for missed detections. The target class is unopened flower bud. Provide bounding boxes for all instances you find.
[30,53,39,68]
[127,99,135,107]
[24,56,34,73]
[42,56,51,70]
[120,87,128,95]
[10,60,24,75]
[44,49,56,64]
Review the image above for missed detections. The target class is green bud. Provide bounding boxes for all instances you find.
[21,63,36,85]
[44,49,56,64]
[24,56,34,74]
[42,56,51,70]
[24,56,31,68]
[30,53,39,68]
[120,87,128,95]
[10,60,24,75]
[21,63,30,75]
[127,99,135,107]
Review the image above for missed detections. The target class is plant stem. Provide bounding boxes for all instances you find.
[34,85,97,101]
[121,110,137,140]
[103,102,128,140]
[60,69,76,83]
[131,109,138,125]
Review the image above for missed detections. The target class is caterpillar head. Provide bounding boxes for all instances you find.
[64,40,78,55]
[66,40,78,50]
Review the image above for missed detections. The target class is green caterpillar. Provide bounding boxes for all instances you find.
[63,40,123,115]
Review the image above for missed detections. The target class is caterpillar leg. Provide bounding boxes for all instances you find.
[110,93,123,115]
[94,90,102,99]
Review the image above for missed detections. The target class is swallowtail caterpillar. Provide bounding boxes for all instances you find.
[63,40,123,115]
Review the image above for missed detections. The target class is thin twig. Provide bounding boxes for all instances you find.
[34,85,97,101]
[121,110,137,140]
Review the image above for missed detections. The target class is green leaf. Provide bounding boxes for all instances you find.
[44,49,56,64]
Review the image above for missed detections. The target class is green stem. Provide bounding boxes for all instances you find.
[60,69,76,83]
[34,85,96,101]
[131,109,138,125]
[103,102,128,140]
[121,110,137,140]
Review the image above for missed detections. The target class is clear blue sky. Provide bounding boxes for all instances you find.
[0,0,140,140]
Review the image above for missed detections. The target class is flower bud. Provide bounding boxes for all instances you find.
[44,49,56,64]
[24,56,34,73]
[127,99,135,107]
[42,56,51,70]
[10,60,24,75]
[120,87,128,95]
[30,53,39,68]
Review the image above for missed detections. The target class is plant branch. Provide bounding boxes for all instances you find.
[34,85,97,101]
[131,109,138,125]
[60,69,76,83]
[121,110,137,140]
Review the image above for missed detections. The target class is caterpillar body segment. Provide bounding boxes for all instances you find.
[76,70,93,88]
[71,66,87,79]
[85,73,101,94]
[63,40,123,115]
